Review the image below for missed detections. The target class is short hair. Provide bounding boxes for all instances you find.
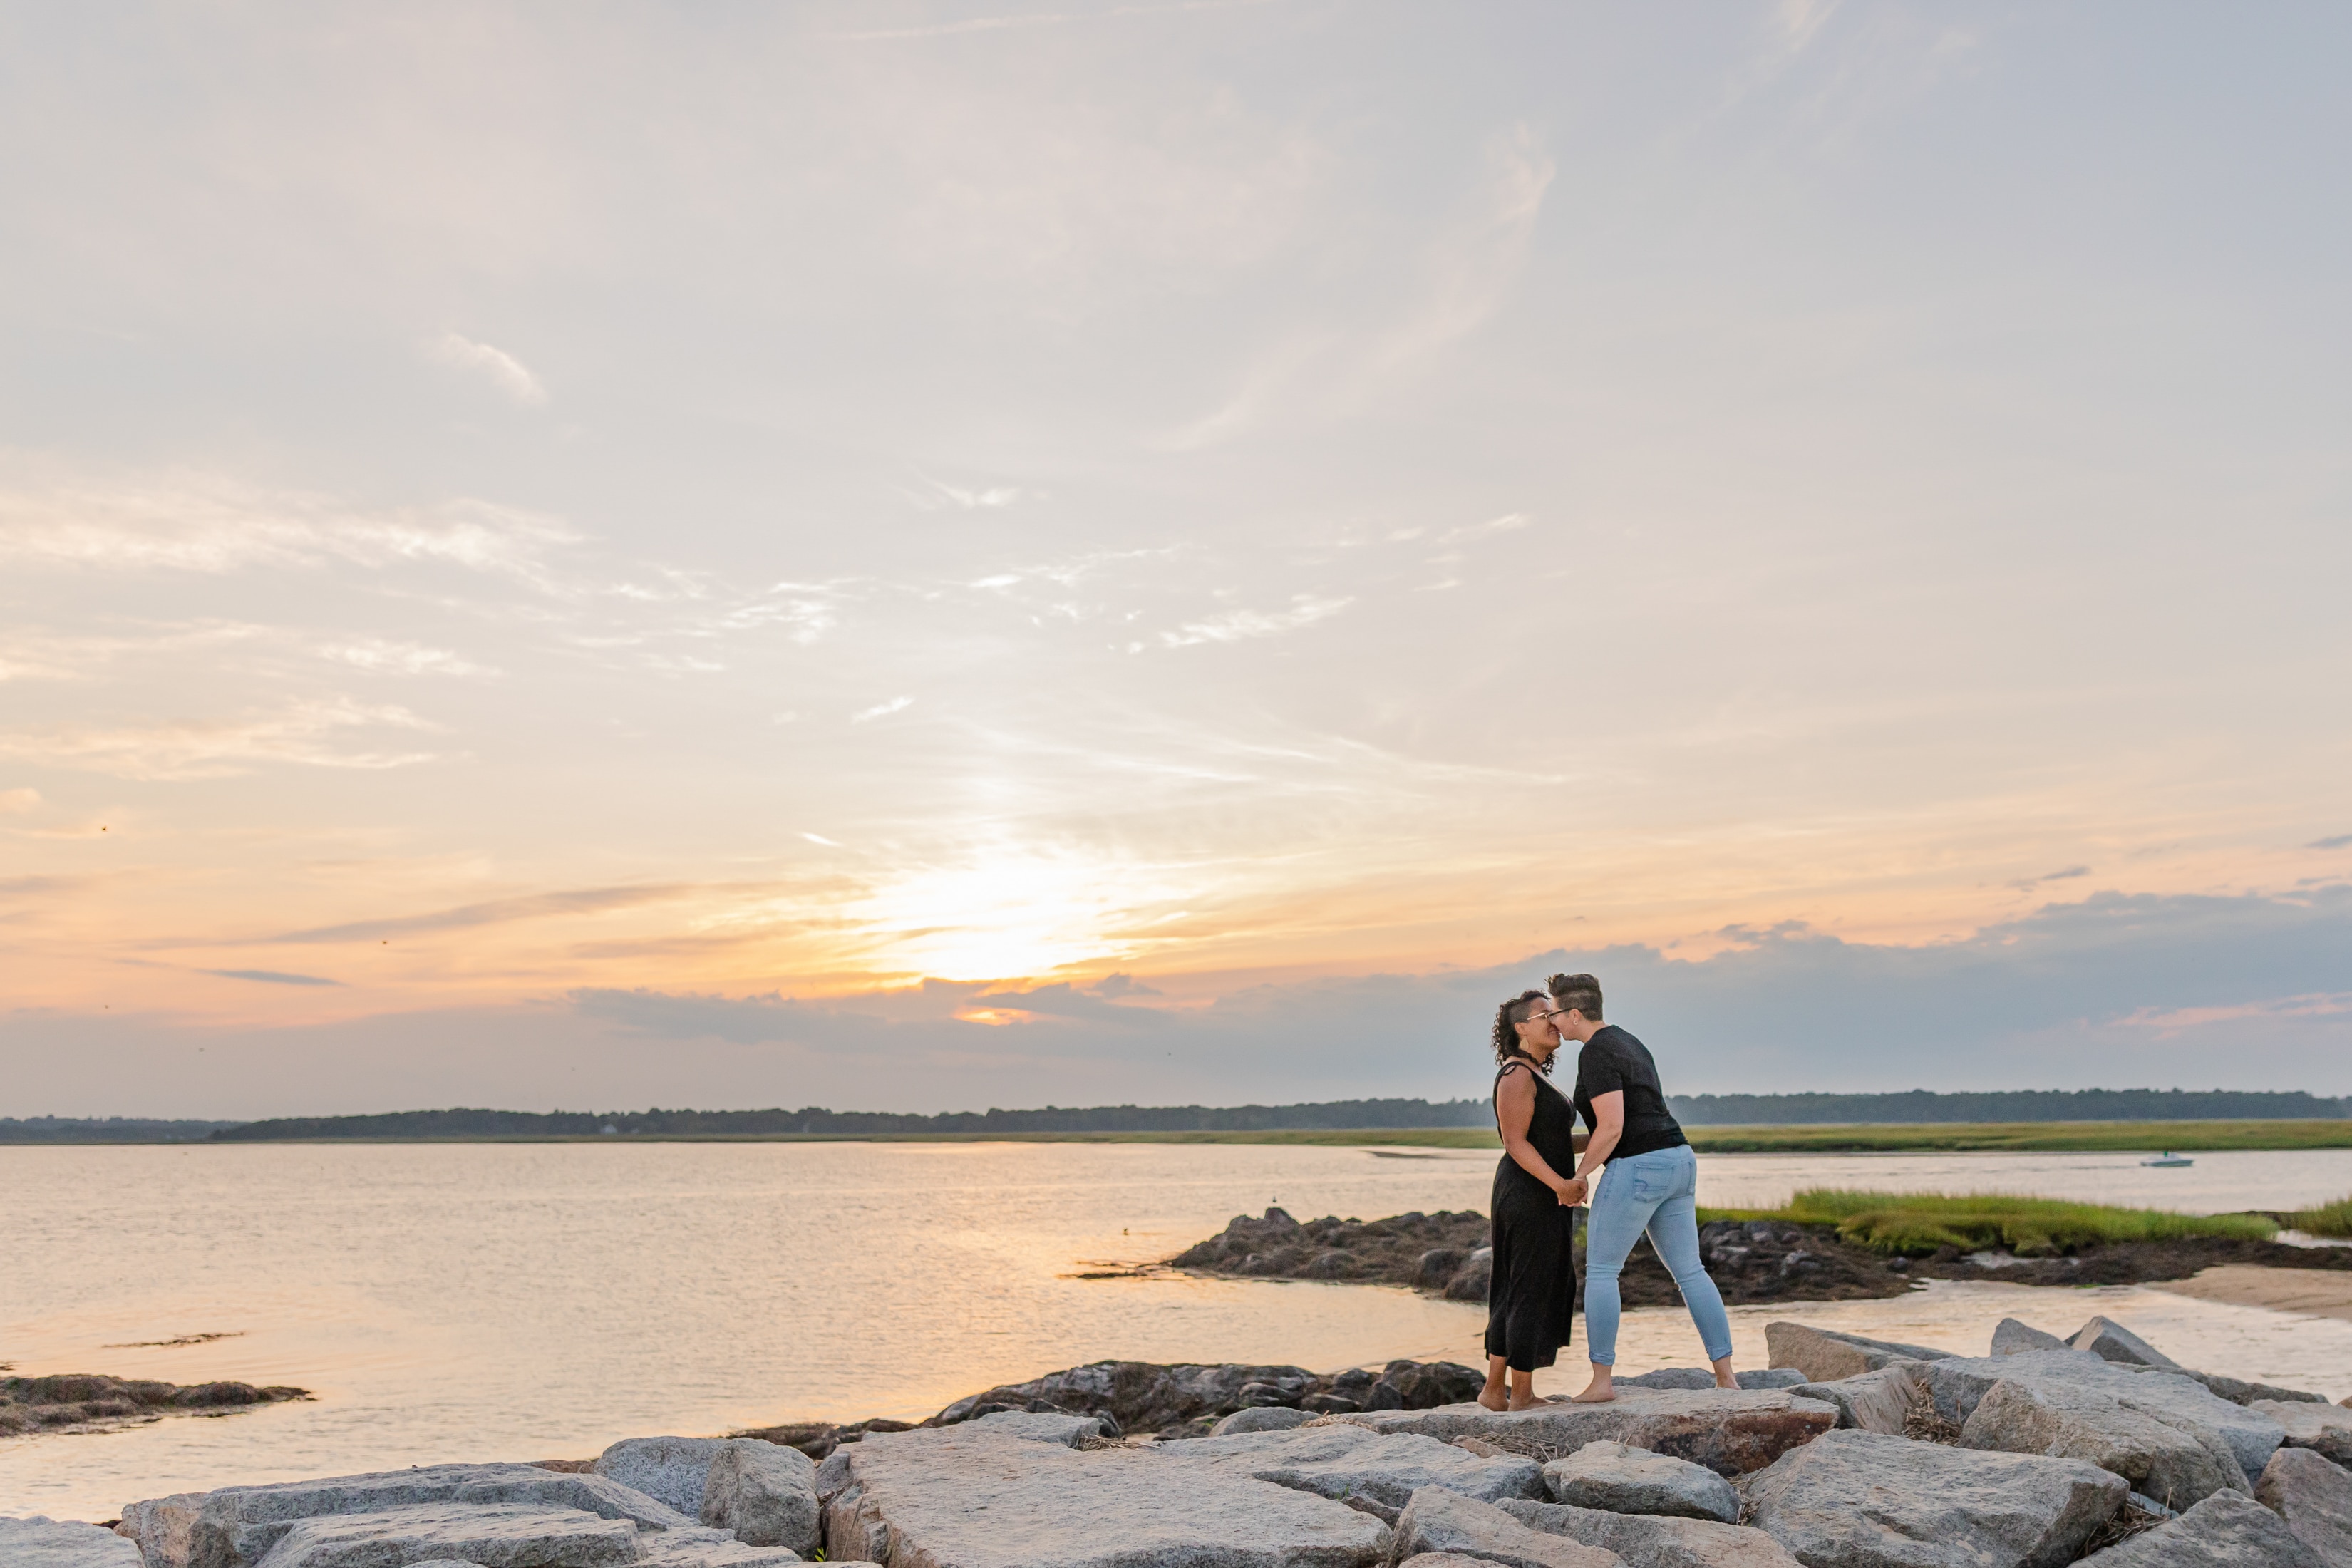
[1547,971,1603,1022]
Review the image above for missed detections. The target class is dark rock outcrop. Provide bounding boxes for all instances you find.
[0,1374,307,1437]
[924,1356,1485,1440]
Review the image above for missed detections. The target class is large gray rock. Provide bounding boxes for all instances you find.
[1327,1390,1837,1479]
[595,1437,776,1520]
[0,1517,143,1567]
[1789,1363,1927,1437]
[1163,1423,1543,1520]
[1497,1499,1799,1568]
[2251,1398,2352,1465]
[1737,1428,2127,1568]
[1615,1369,1806,1392]
[2130,1366,2331,1408]
[2068,1318,2178,1369]
[701,1443,820,1555]
[1540,1443,1738,1524]
[178,1463,694,1568]
[2256,1446,2352,1567]
[959,1409,1107,1445]
[1991,1319,2070,1357]
[1960,1376,2249,1510]
[1764,1324,1954,1385]
[239,1502,640,1568]
[1386,1489,1619,1568]
[118,1492,207,1568]
[1924,1353,2283,1486]
[821,1420,1391,1567]
[633,1532,806,1567]
[2073,1489,2304,1566]
[1215,1406,1316,1436]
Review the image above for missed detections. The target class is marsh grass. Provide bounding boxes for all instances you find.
[2294,1194,2352,1239]
[1693,1187,2275,1256]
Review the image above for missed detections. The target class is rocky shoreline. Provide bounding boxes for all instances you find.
[1,1374,308,1438]
[18,1312,2352,1567]
[1167,1205,2352,1306]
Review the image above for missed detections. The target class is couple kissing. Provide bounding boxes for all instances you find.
[1480,971,1734,1410]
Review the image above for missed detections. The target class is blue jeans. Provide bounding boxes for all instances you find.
[1582,1143,1733,1367]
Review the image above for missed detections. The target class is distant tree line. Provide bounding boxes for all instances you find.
[10,1088,2345,1143]
[205,1098,1498,1140]
[0,1116,245,1143]
[1667,1088,2351,1125]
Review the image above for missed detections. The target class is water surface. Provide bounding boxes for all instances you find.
[6,1141,2348,1521]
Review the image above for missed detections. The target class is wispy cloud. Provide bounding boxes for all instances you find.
[919,477,1025,510]
[0,471,579,587]
[428,331,547,405]
[0,698,436,780]
[852,695,916,722]
[319,639,500,677]
[2309,834,2352,851]
[265,883,718,944]
[0,788,38,813]
[2009,865,2092,889]
[1160,596,1351,648]
[204,968,341,986]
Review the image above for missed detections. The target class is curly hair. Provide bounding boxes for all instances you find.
[1490,988,1553,1071]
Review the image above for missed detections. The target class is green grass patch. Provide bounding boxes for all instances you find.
[2294,1194,2352,1239]
[1682,1119,2352,1152]
[1696,1187,2276,1256]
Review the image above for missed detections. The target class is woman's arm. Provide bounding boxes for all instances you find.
[1496,1067,1578,1198]
[1576,1090,1624,1179]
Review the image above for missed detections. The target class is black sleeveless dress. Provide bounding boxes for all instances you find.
[1484,1056,1580,1372]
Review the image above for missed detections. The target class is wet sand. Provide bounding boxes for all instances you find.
[2152,1264,2352,1323]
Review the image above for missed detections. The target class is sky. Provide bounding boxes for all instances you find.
[2,1,2347,1118]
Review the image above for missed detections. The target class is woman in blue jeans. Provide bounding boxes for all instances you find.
[1548,971,1735,1403]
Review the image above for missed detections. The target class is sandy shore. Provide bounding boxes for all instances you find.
[2150,1264,2352,1322]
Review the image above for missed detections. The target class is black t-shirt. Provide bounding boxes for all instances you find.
[1572,1024,1688,1160]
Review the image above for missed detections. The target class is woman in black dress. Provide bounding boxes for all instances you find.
[1477,988,1589,1410]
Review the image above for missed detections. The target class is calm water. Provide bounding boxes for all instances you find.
[6,1142,2351,1522]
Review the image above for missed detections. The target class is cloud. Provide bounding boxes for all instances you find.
[569,986,907,1048]
[2310,834,2352,850]
[0,471,578,587]
[922,478,1024,510]
[1440,512,1530,545]
[0,788,38,813]
[2009,865,2090,889]
[203,969,341,987]
[0,698,436,780]
[266,883,716,944]
[852,696,916,722]
[558,885,2352,1099]
[1160,595,1351,648]
[320,639,500,677]
[428,332,547,405]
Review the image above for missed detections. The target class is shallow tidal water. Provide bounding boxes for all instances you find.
[6,1140,2351,1521]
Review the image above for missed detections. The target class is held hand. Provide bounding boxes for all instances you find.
[1557,1177,1587,1206]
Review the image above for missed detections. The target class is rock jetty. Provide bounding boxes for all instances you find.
[68,1313,2351,1568]
[1170,1205,2352,1306]
[0,1374,307,1438]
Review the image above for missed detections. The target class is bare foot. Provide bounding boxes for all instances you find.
[1506,1394,1545,1411]
[1715,1373,1740,1390]
[1477,1388,1507,1412]
[1570,1369,1616,1403]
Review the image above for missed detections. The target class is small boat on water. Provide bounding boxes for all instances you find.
[2142,1151,2194,1167]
